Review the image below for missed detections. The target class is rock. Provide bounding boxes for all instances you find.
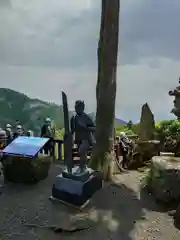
[129,140,160,169]
[174,204,180,227]
[146,156,180,204]
[139,103,155,141]
[137,140,160,159]
[3,154,51,184]
[131,104,157,170]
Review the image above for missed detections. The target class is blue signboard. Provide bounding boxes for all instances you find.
[2,136,49,158]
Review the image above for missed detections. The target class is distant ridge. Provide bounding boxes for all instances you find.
[115,118,127,125]
[0,88,65,133]
[0,88,127,133]
[88,112,127,125]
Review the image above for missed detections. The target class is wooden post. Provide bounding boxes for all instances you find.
[90,0,120,180]
[58,141,62,161]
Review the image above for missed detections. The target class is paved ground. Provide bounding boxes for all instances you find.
[0,164,180,240]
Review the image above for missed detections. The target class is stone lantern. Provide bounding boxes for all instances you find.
[169,78,180,119]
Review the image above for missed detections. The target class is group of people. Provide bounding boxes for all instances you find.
[0,117,55,151]
[0,123,28,147]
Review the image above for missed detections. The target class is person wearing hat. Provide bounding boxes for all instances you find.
[41,118,55,155]
[0,128,6,149]
[13,124,23,139]
[26,130,34,137]
[5,123,13,145]
[119,132,132,169]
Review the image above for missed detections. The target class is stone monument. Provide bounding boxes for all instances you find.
[129,103,160,169]
[169,78,180,119]
[139,103,155,141]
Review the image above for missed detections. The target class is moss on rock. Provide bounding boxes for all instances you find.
[3,154,51,184]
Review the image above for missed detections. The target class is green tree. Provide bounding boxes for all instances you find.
[127,120,133,130]
[90,0,120,180]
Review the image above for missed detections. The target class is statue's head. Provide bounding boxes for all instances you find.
[75,100,85,115]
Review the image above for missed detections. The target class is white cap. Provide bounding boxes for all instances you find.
[120,132,126,137]
[45,117,51,123]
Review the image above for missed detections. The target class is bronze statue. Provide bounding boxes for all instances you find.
[70,100,96,173]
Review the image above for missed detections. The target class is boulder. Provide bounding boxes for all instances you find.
[129,140,160,169]
[3,154,51,184]
[146,156,180,204]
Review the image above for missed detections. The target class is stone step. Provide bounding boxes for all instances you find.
[160,152,175,156]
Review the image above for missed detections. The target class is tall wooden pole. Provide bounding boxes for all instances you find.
[90,0,120,180]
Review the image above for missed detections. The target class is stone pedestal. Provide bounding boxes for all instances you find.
[51,167,103,208]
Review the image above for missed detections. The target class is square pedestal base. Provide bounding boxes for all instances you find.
[52,169,103,208]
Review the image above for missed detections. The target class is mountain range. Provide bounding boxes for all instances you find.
[88,112,127,125]
[0,88,126,133]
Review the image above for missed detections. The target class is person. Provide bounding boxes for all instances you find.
[0,128,7,149]
[26,130,34,137]
[41,118,55,155]
[13,124,23,139]
[5,124,13,145]
[119,132,132,169]
[70,100,96,172]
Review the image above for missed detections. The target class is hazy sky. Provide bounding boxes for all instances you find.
[0,0,179,122]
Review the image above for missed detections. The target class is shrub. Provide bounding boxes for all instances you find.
[155,120,180,152]
[155,120,180,140]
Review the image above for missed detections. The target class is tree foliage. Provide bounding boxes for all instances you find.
[155,120,180,141]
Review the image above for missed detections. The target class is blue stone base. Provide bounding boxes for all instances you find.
[52,167,103,207]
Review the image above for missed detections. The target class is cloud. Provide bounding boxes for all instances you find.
[120,0,180,64]
[0,57,178,122]
[0,0,99,68]
[0,0,179,122]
